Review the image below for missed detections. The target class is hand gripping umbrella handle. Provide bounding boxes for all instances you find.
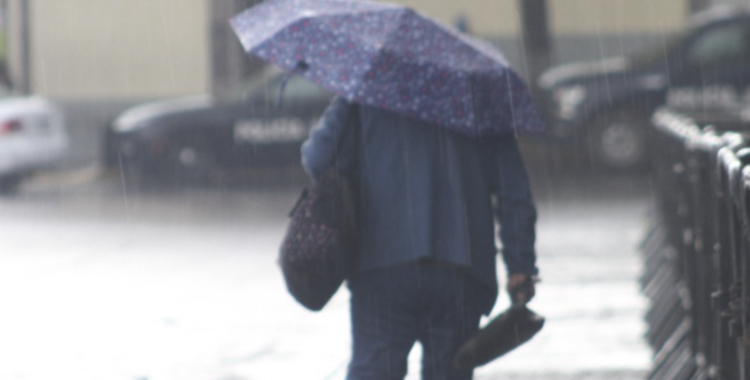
[509,275,538,307]
[277,60,310,107]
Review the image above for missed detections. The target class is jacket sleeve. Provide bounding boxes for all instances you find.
[300,96,358,180]
[491,135,538,276]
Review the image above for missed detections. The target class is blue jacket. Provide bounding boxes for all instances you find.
[301,97,538,312]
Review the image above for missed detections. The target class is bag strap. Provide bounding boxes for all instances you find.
[288,187,309,217]
[333,102,361,176]
[350,104,361,171]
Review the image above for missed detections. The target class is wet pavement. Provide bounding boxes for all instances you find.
[0,164,654,380]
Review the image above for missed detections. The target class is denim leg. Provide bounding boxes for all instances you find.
[346,264,493,380]
[347,267,419,380]
[419,268,488,380]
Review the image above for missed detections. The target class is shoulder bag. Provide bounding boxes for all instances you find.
[278,106,359,311]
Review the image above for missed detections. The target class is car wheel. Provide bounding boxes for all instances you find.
[168,143,218,185]
[588,111,649,171]
[0,174,23,195]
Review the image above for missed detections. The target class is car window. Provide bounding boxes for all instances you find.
[687,23,750,66]
[230,68,332,104]
[263,74,332,102]
[628,32,683,70]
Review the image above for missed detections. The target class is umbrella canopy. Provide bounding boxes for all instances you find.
[230,0,546,136]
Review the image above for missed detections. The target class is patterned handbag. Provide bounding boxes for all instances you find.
[279,103,360,311]
[279,168,358,311]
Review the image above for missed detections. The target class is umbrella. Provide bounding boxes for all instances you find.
[230,0,546,136]
[454,276,543,369]
[453,304,545,369]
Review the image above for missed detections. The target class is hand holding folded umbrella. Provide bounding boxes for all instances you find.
[453,275,544,370]
[508,273,537,304]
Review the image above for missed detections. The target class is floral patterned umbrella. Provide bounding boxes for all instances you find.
[230,0,545,136]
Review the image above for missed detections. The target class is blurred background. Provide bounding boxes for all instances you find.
[1,0,749,379]
[0,0,711,167]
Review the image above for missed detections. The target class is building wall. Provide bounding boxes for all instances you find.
[27,0,209,99]
[390,0,520,35]
[549,0,687,34]
[14,0,690,100]
[548,0,689,63]
[388,0,687,36]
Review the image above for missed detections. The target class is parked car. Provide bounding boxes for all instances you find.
[103,67,333,184]
[537,5,750,169]
[0,94,68,194]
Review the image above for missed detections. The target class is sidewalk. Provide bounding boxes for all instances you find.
[0,171,653,380]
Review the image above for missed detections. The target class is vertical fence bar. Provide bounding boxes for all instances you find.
[643,108,750,380]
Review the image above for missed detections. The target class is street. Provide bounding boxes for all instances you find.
[0,165,653,380]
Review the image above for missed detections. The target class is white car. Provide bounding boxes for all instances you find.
[0,96,68,194]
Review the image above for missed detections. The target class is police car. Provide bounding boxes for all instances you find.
[538,5,750,169]
[103,68,333,184]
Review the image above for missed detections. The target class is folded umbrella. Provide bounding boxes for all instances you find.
[230,0,546,136]
[453,304,545,369]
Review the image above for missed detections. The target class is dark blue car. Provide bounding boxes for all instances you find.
[103,68,333,184]
[537,5,750,169]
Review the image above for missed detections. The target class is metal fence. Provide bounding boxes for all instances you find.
[642,108,750,379]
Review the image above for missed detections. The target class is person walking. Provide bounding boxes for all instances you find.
[301,96,539,380]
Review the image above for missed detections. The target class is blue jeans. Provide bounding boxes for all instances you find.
[346,261,495,380]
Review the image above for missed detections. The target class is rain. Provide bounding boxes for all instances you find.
[0,0,748,379]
